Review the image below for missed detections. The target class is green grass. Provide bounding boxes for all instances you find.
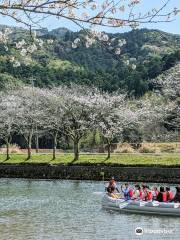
[0,153,180,167]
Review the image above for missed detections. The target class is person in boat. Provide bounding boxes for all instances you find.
[173,186,180,203]
[152,187,159,200]
[107,186,119,199]
[166,187,174,202]
[145,186,153,201]
[157,187,167,202]
[129,186,134,198]
[141,185,148,200]
[106,177,119,193]
[142,185,154,201]
[107,186,113,197]
[121,183,130,200]
[132,184,140,199]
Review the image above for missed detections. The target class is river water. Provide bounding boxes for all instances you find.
[0,179,179,240]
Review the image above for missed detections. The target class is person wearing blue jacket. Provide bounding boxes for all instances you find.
[121,183,130,200]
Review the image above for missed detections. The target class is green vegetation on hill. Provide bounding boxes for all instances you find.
[0,72,22,89]
[0,26,180,96]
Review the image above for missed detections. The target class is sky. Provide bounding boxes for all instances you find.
[0,0,179,34]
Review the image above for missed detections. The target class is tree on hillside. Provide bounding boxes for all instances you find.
[152,63,180,131]
[0,73,22,90]
[0,0,178,66]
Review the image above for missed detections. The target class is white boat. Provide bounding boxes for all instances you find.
[102,195,180,217]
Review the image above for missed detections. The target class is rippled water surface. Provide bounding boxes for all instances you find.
[0,179,179,240]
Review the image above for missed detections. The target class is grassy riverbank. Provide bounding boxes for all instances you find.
[0,153,180,166]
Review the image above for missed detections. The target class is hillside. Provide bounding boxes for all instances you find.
[0,26,180,96]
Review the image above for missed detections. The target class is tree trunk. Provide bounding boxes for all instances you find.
[91,130,97,150]
[106,141,111,160]
[6,141,10,160]
[35,132,39,153]
[5,136,12,161]
[52,131,58,160]
[73,139,79,161]
[27,133,33,160]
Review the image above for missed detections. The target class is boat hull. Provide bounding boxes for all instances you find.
[102,195,180,217]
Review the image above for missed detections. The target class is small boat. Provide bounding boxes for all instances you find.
[102,195,180,217]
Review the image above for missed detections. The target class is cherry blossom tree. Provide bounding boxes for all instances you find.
[136,93,176,143]
[0,91,21,160]
[41,89,65,160]
[94,92,140,159]
[0,0,177,29]
[54,84,98,161]
[93,89,175,159]
[15,86,46,160]
[152,63,180,130]
[153,63,180,99]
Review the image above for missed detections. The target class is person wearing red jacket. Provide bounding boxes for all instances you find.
[144,186,153,201]
[166,187,174,201]
[157,187,167,202]
[152,187,159,200]
[147,188,153,201]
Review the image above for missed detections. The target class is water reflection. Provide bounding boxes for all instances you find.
[0,179,179,240]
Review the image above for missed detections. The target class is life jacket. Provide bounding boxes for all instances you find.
[129,189,134,198]
[162,192,167,202]
[139,190,143,200]
[147,192,153,201]
[167,191,174,201]
[111,193,119,199]
[155,190,159,197]
[143,189,148,200]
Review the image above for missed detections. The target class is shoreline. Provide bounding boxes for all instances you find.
[0,164,180,183]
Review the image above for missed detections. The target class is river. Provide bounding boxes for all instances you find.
[0,179,179,240]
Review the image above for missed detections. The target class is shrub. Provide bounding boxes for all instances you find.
[161,146,175,153]
[122,127,143,149]
[114,143,134,153]
[158,143,176,153]
[0,144,22,154]
[138,146,156,153]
